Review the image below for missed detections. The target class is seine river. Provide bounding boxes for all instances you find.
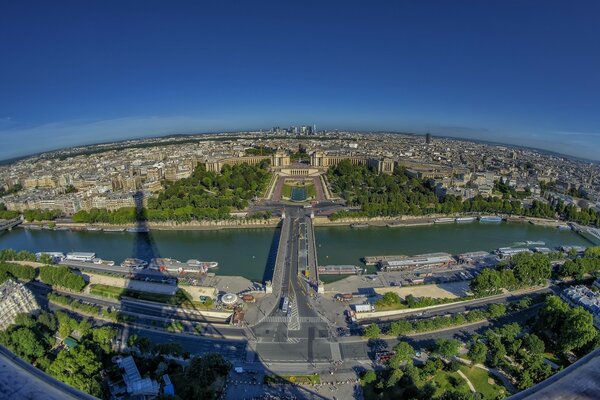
[0,222,591,282]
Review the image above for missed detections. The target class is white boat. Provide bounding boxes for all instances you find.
[455,217,476,223]
[126,226,149,233]
[186,259,218,269]
[120,258,148,268]
[86,226,102,231]
[526,241,545,246]
[103,227,125,232]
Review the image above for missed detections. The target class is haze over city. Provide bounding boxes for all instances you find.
[2,1,600,160]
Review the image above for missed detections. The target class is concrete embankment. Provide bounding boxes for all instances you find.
[47,218,281,231]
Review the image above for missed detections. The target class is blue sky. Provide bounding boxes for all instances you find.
[1,1,599,160]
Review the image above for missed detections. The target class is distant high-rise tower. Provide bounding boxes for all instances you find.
[425,133,431,144]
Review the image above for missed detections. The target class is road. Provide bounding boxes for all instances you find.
[356,286,552,325]
[252,206,334,364]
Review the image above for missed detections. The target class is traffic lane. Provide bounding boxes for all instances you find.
[255,340,332,363]
[132,327,248,358]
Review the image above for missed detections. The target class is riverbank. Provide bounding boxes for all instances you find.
[21,217,281,232]
[17,213,589,233]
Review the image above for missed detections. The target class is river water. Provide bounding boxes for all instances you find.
[0,222,591,282]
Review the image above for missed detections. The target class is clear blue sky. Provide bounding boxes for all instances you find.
[1,1,599,160]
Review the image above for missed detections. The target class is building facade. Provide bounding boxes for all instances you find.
[0,279,40,331]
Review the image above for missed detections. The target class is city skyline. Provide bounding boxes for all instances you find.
[2,1,600,160]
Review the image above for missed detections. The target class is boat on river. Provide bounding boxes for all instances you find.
[455,217,476,223]
[126,226,149,233]
[120,258,148,269]
[187,259,218,269]
[350,223,369,229]
[479,216,503,223]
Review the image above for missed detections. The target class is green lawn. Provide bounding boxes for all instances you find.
[89,284,211,310]
[431,370,468,397]
[281,184,293,199]
[459,365,507,399]
[362,369,469,400]
[281,181,316,201]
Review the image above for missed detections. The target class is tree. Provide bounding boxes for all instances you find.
[388,342,415,368]
[364,323,381,339]
[388,320,412,336]
[434,338,461,358]
[559,307,597,352]
[385,368,404,388]
[176,353,231,399]
[92,326,117,353]
[7,327,47,362]
[487,303,507,318]
[470,268,502,295]
[538,295,570,333]
[522,333,545,356]
[48,345,103,396]
[362,370,377,385]
[467,341,488,365]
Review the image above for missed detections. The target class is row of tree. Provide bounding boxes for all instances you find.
[327,161,600,227]
[0,248,36,262]
[470,252,551,296]
[365,302,514,339]
[0,209,20,219]
[72,207,138,224]
[23,209,62,221]
[71,162,272,224]
[39,265,86,291]
[0,261,36,284]
[556,246,600,278]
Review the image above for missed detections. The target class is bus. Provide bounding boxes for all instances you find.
[281,297,289,312]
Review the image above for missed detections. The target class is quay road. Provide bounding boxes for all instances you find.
[355,285,553,325]
[28,282,245,339]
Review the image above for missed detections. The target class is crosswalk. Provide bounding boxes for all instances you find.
[262,315,326,324]
[263,316,288,323]
[287,300,301,331]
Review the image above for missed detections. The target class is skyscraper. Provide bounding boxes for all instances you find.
[425,133,432,144]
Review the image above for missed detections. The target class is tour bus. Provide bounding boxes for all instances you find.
[281,297,289,312]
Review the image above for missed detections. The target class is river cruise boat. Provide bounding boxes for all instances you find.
[126,226,149,233]
[103,227,125,232]
[434,217,455,224]
[526,240,545,246]
[479,216,503,223]
[455,217,477,223]
[35,252,65,262]
[120,258,148,269]
[350,223,369,228]
[186,259,218,269]
[91,258,116,266]
[86,226,102,231]
[65,252,96,262]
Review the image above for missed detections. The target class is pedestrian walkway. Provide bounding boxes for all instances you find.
[457,369,476,393]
